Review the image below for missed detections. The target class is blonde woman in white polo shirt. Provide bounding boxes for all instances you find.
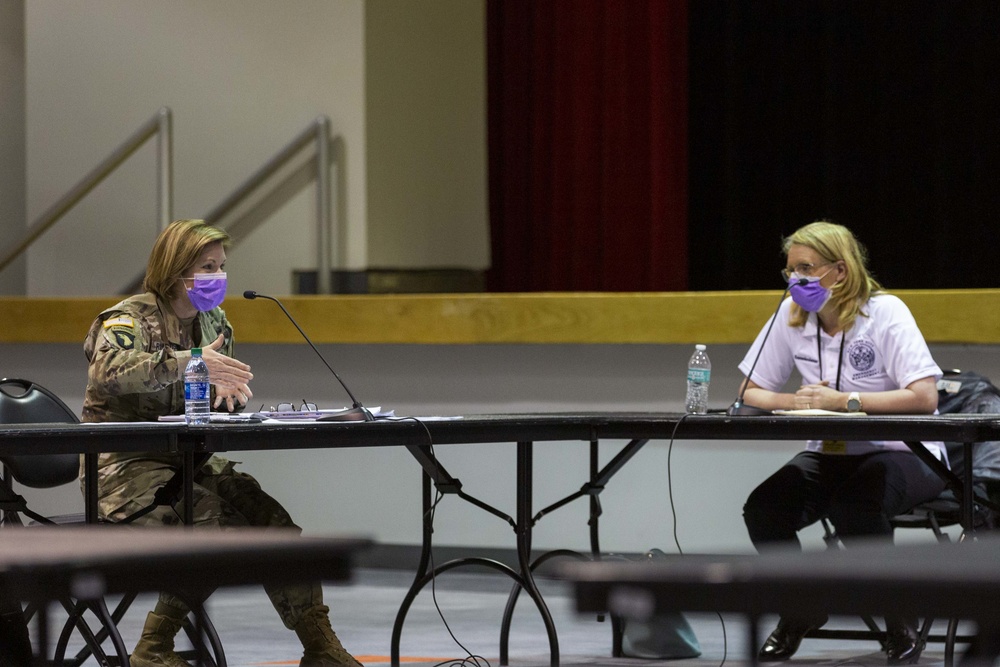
[737,221,945,665]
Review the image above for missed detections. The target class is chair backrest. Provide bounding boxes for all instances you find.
[0,378,81,488]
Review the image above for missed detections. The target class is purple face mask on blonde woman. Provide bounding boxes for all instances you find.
[186,272,227,311]
[788,271,832,312]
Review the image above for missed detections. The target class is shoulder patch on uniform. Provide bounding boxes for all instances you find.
[105,326,136,349]
[103,316,135,329]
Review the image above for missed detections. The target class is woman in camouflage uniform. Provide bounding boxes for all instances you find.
[82,219,362,667]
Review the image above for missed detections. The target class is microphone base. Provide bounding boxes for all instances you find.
[726,401,771,417]
[317,406,375,422]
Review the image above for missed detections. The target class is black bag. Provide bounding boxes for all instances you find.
[937,370,1000,481]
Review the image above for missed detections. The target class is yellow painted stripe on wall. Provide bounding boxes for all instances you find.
[2,290,998,345]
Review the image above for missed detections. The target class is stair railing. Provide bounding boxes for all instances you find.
[120,115,340,295]
[0,107,172,275]
[206,115,337,295]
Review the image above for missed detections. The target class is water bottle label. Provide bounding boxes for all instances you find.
[687,368,711,383]
[185,381,210,401]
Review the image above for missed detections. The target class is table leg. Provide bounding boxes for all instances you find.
[183,451,194,526]
[515,441,559,667]
[748,614,760,667]
[962,441,974,534]
[904,440,969,531]
[35,600,49,667]
[390,472,433,667]
[393,443,560,666]
[85,453,98,524]
[589,441,601,556]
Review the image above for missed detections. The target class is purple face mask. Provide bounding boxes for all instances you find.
[788,272,831,312]
[186,272,227,311]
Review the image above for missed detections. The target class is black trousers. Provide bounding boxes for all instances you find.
[744,449,947,551]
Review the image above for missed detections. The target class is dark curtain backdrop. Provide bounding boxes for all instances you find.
[487,1,1000,292]
[689,0,1000,290]
[486,0,689,291]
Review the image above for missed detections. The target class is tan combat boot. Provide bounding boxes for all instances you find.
[130,610,191,667]
[293,605,364,667]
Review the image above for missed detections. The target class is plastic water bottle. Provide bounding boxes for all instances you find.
[184,347,211,425]
[685,344,711,414]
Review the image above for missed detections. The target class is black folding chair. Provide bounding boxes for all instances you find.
[0,378,224,667]
[813,369,1000,667]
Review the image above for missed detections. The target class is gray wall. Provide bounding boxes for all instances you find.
[365,0,489,269]
[6,341,996,554]
[0,0,25,295]
[4,0,487,296]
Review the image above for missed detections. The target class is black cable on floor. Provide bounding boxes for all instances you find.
[667,412,728,667]
[425,488,490,667]
[382,415,491,667]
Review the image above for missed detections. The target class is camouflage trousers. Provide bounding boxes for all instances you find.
[104,467,322,629]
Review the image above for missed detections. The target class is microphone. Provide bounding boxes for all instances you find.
[243,290,373,421]
[727,279,807,416]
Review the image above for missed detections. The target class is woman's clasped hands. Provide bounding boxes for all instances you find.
[793,380,840,411]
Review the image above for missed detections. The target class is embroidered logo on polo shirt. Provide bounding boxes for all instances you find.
[847,339,876,372]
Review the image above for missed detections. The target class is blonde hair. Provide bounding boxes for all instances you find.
[142,219,230,300]
[784,220,883,331]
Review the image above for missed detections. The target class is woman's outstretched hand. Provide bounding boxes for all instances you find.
[201,333,254,410]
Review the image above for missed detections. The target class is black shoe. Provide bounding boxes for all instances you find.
[758,615,828,662]
[885,619,924,665]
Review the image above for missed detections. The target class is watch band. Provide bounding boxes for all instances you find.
[847,391,862,412]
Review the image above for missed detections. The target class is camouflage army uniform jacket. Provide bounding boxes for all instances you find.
[81,292,236,520]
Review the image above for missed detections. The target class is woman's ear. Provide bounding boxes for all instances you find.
[172,275,188,299]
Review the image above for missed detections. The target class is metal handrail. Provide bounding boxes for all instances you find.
[121,115,339,294]
[208,115,336,295]
[0,107,172,275]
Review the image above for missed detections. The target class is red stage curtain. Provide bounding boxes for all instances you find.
[487,0,688,292]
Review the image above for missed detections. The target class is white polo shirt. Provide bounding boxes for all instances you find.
[739,293,944,458]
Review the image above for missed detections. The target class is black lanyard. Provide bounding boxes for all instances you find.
[816,313,846,391]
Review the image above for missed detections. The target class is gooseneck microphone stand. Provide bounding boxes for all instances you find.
[243,290,373,421]
[727,278,807,416]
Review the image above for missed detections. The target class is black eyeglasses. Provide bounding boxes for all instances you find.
[259,400,318,413]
